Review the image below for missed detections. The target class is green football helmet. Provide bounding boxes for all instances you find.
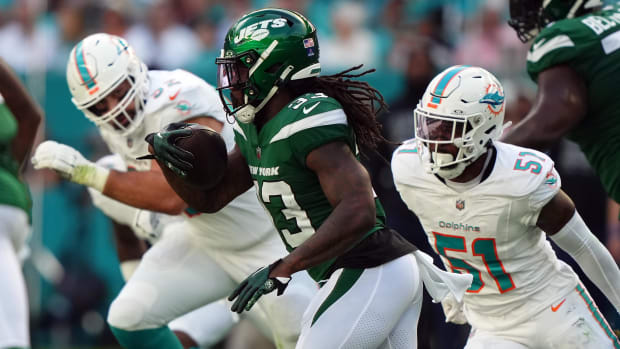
[216,8,321,123]
[509,0,603,42]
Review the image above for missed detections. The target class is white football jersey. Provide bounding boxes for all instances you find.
[392,140,578,330]
[100,69,234,171]
[99,69,274,250]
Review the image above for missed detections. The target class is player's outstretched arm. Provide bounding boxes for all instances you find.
[0,58,43,169]
[538,190,620,313]
[502,65,587,150]
[269,141,376,278]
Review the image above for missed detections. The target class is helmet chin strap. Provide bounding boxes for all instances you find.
[431,145,493,180]
[235,65,295,124]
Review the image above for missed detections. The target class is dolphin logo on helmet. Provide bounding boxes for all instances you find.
[414,65,508,179]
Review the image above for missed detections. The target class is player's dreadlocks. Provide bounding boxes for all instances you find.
[286,65,389,151]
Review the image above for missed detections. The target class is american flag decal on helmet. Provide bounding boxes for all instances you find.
[303,38,315,48]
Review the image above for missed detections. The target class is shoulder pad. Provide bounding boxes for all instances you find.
[484,142,557,198]
[527,18,593,81]
[391,140,432,189]
[146,70,226,127]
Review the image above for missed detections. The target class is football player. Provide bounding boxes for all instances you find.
[85,153,238,349]
[148,8,472,349]
[0,58,43,349]
[504,1,620,255]
[30,33,317,349]
[392,65,620,348]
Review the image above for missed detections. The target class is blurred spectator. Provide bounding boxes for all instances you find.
[143,0,201,69]
[385,35,438,142]
[320,1,378,73]
[266,0,310,13]
[0,0,57,73]
[177,0,211,26]
[184,15,221,85]
[453,0,526,79]
[214,0,253,51]
[99,0,153,67]
[46,0,89,72]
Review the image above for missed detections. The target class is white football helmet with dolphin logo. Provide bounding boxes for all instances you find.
[414,65,506,179]
[66,33,148,135]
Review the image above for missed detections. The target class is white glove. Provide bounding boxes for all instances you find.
[32,140,110,192]
[88,154,178,244]
[441,293,468,325]
[132,210,179,244]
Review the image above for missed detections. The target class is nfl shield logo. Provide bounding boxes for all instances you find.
[456,199,465,211]
[256,146,262,159]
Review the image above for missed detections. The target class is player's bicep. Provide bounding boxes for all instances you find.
[306,141,374,209]
[537,189,576,235]
[535,65,587,135]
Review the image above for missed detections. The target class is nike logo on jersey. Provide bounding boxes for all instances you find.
[531,38,547,53]
[551,298,566,312]
[169,89,181,100]
[303,102,321,114]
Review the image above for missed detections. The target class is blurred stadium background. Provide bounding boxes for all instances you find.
[1,0,618,348]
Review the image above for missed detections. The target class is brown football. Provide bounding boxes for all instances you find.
[158,123,228,190]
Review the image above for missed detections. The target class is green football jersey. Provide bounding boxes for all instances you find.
[233,92,386,281]
[527,3,620,202]
[0,102,32,219]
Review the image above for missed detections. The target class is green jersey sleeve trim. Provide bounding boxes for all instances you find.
[269,108,347,144]
[527,34,575,63]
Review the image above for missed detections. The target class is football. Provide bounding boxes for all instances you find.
[159,123,228,190]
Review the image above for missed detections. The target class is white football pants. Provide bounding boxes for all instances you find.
[465,283,620,349]
[107,220,317,349]
[296,254,423,349]
[0,205,30,348]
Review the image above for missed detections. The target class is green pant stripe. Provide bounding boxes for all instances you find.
[312,268,364,326]
[575,284,620,348]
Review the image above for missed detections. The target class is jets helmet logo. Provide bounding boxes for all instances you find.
[233,18,287,44]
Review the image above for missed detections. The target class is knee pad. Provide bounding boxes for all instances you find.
[108,297,148,331]
[107,281,159,331]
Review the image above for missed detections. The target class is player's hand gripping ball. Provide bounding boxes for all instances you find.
[143,122,228,190]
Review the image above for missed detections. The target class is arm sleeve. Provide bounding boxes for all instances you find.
[550,211,620,313]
